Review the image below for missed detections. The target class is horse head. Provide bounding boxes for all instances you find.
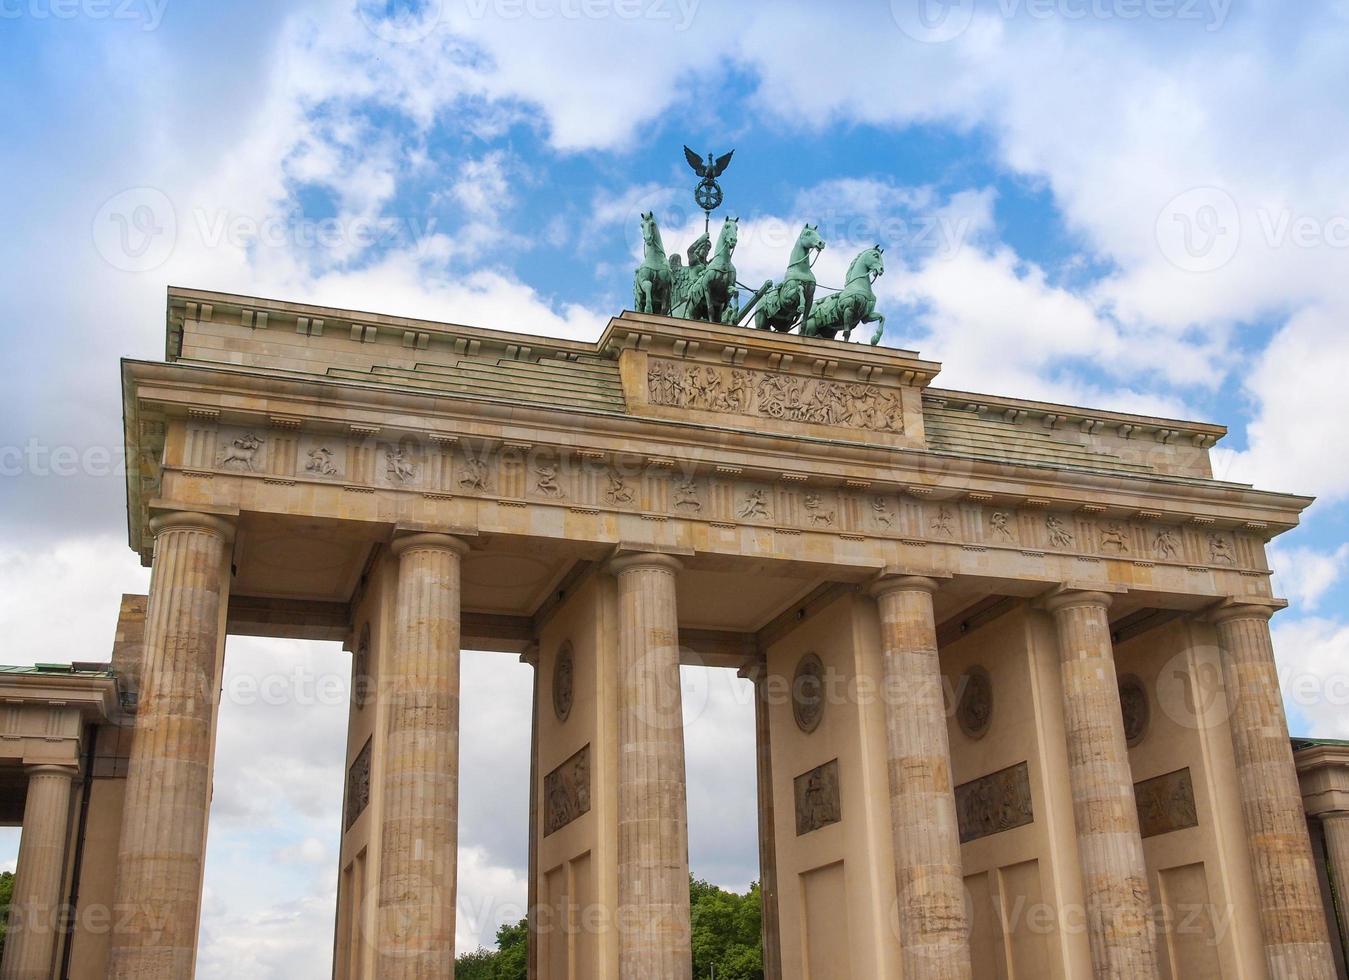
[639,211,664,254]
[717,215,740,255]
[798,222,827,257]
[847,244,885,284]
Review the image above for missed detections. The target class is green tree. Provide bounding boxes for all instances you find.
[690,876,764,980]
[0,870,13,963]
[454,918,528,980]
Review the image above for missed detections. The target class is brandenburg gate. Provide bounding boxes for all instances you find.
[1,283,1347,979]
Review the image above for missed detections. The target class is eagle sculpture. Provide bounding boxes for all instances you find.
[684,146,735,179]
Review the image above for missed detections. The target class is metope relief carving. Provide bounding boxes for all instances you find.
[544,744,591,837]
[989,511,1014,541]
[305,446,340,477]
[1100,522,1130,553]
[535,461,565,498]
[1208,533,1236,565]
[738,488,771,521]
[345,738,372,830]
[674,477,702,512]
[804,493,834,527]
[1119,673,1150,747]
[459,453,491,492]
[1135,768,1198,838]
[792,653,826,734]
[220,433,265,472]
[553,641,575,723]
[871,495,895,528]
[956,665,993,740]
[1154,527,1180,560]
[931,506,955,537]
[794,759,842,836]
[1046,514,1074,548]
[955,761,1034,843]
[604,470,634,505]
[385,446,418,483]
[647,358,904,433]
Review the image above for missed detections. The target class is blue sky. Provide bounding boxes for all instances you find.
[2,0,1349,975]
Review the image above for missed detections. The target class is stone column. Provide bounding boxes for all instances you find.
[1322,814,1349,956]
[609,552,691,980]
[871,576,972,979]
[1213,603,1337,978]
[1044,589,1160,979]
[375,532,469,977]
[110,510,234,980]
[0,764,77,980]
[741,655,783,980]
[521,644,540,980]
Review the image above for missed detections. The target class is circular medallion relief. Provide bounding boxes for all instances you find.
[792,653,826,734]
[352,623,372,710]
[956,665,994,740]
[1119,674,1150,747]
[553,641,575,723]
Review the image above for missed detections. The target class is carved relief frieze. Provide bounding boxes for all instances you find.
[794,759,842,836]
[458,450,492,492]
[1153,526,1181,560]
[673,476,703,513]
[803,493,835,528]
[871,494,896,530]
[647,358,904,433]
[738,487,772,522]
[345,738,372,830]
[792,653,826,734]
[384,444,419,484]
[219,432,265,472]
[1135,767,1198,838]
[1046,514,1074,549]
[1119,673,1150,747]
[956,665,993,740]
[305,446,341,477]
[553,641,575,723]
[989,509,1016,543]
[955,761,1034,843]
[544,744,591,837]
[352,623,372,710]
[1099,521,1131,554]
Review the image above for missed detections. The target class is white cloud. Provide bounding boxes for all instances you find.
[1272,616,1349,742]
[1270,543,1349,611]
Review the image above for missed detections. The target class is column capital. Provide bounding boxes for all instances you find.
[1208,596,1287,626]
[1038,584,1121,615]
[25,763,78,781]
[148,510,236,541]
[869,572,946,600]
[607,550,685,577]
[390,531,471,559]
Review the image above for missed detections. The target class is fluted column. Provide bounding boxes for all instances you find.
[375,532,469,977]
[1213,603,1336,978]
[741,655,783,980]
[110,510,234,980]
[609,552,691,980]
[1044,589,1159,979]
[0,764,77,980]
[1321,813,1349,955]
[872,576,972,979]
[521,644,540,980]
